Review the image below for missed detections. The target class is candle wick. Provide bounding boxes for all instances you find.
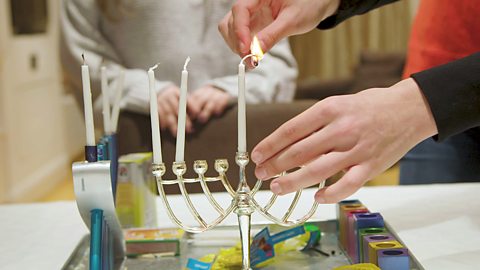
[183,57,191,71]
[240,54,255,65]
[149,63,160,71]
[82,53,85,65]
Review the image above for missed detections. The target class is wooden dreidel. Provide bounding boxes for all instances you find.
[363,234,395,263]
[377,248,409,270]
[357,227,387,263]
[350,213,384,263]
[345,209,369,260]
[339,203,368,250]
[368,240,403,265]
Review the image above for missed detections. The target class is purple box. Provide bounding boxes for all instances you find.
[363,234,395,263]
[377,248,409,270]
[351,213,384,263]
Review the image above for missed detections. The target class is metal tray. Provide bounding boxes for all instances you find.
[62,220,423,270]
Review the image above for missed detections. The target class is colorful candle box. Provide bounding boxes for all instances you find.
[377,248,409,270]
[345,209,370,260]
[350,213,384,263]
[337,200,361,226]
[116,153,157,228]
[124,228,185,256]
[339,203,368,249]
[362,234,395,263]
[368,240,403,265]
[357,227,387,263]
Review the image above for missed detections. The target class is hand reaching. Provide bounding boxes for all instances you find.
[157,85,194,136]
[188,85,231,124]
[251,78,437,203]
[218,0,340,56]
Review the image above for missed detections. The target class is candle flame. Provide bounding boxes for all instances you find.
[250,36,264,63]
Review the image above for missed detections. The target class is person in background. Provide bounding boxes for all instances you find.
[399,0,480,184]
[218,0,480,203]
[60,0,297,137]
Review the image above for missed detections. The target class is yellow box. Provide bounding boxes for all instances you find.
[368,240,403,265]
[116,152,157,228]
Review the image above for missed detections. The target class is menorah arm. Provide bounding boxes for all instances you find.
[251,198,319,226]
[281,189,302,222]
[198,174,227,215]
[159,177,226,185]
[250,180,325,226]
[156,174,236,233]
[154,162,238,233]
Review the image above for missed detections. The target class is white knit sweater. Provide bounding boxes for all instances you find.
[60,0,298,116]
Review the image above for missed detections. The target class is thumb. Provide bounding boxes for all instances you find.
[256,11,293,53]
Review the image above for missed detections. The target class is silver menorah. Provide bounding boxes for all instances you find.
[152,152,325,269]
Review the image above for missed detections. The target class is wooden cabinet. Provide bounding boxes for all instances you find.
[0,0,80,202]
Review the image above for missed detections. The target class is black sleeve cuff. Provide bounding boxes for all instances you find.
[411,52,480,141]
[318,0,399,29]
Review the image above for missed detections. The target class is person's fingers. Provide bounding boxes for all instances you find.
[254,122,355,179]
[167,114,178,137]
[231,0,261,55]
[213,94,229,115]
[157,99,168,129]
[256,8,294,53]
[258,116,361,179]
[166,92,180,116]
[268,151,351,195]
[314,164,370,203]
[198,99,216,123]
[252,99,338,164]
[185,115,194,133]
[218,12,234,52]
[187,95,202,119]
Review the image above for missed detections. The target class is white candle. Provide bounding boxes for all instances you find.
[100,66,111,135]
[149,64,162,164]
[238,62,246,153]
[111,70,125,133]
[81,56,96,146]
[175,57,190,162]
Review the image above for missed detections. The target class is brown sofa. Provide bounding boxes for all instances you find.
[117,51,404,193]
[117,100,317,193]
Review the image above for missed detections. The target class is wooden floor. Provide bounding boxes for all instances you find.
[38,163,399,202]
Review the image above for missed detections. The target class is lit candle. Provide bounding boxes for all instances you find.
[175,57,190,162]
[237,36,264,153]
[237,61,246,153]
[100,66,111,135]
[149,64,163,164]
[81,54,96,147]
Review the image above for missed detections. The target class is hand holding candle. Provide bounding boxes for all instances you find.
[149,64,163,164]
[175,57,190,162]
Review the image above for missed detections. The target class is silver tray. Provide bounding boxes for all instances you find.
[62,220,424,270]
